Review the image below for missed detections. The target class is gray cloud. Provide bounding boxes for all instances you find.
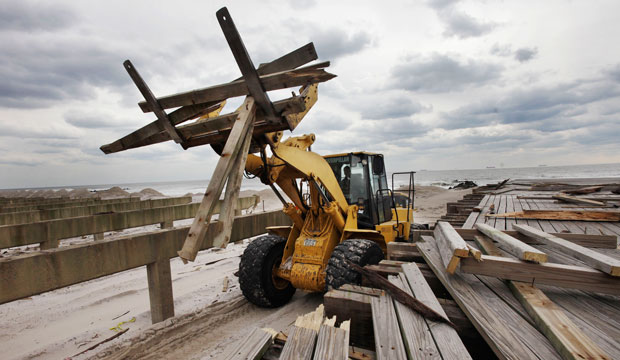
[390,54,503,93]
[359,95,430,120]
[606,64,620,82]
[0,35,131,108]
[514,47,538,63]
[428,0,496,38]
[0,2,75,31]
[313,28,371,60]
[440,77,620,130]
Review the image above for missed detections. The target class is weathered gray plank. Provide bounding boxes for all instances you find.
[371,293,407,360]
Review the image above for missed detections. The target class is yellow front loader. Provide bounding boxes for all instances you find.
[239,132,416,307]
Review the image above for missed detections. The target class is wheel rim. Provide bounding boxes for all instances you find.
[271,261,289,290]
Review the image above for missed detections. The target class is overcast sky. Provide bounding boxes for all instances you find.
[1,0,619,189]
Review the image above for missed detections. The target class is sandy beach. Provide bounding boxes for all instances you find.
[0,185,470,359]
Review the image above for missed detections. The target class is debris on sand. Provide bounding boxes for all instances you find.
[450,180,478,190]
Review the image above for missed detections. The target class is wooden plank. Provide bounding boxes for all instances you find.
[280,304,324,360]
[473,235,503,256]
[476,223,548,263]
[324,289,374,349]
[418,236,561,360]
[474,227,610,359]
[224,327,274,360]
[401,263,471,360]
[509,282,611,360]
[414,228,617,248]
[137,61,334,113]
[553,194,607,207]
[0,197,259,249]
[513,224,620,276]
[212,113,254,249]
[459,255,620,295]
[434,221,469,274]
[371,293,407,360]
[123,60,183,143]
[0,210,290,305]
[177,97,256,263]
[313,318,350,360]
[102,43,317,153]
[488,210,620,222]
[216,7,279,124]
[388,275,439,359]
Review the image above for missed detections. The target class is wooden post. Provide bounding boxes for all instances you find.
[177,97,256,262]
[146,258,174,323]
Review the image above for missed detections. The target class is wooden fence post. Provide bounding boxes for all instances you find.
[146,258,175,323]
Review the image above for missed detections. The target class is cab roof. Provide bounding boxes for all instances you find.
[323,151,379,158]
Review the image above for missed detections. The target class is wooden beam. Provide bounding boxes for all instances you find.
[223,328,275,360]
[474,228,611,359]
[280,305,324,360]
[146,258,174,323]
[513,224,620,276]
[216,7,279,124]
[102,43,317,154]
[434,221,469,274]
[400,264,471,359]
[0,210,290,305]
[177,97,256,263]
[487,210,620,222]
[123,60,183,143]
[137,62,334,113]
[371,293,407,360]
[553,194,606,207]
[388,275,439,359]
[476,223,548,263]
[313,318,350,360]
[510,282,611,360]
[418,236,563,360]
[459,255,620,295]
[212,117,254,249]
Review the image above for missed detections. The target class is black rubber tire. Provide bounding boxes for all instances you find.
[239,235,296,307]
[325,239,384,290]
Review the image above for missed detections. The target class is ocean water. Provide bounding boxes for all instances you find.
[4,163,620,196]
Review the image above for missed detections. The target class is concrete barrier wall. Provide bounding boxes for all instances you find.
[0,196,192,226]
[0,196,141,213]
[0,210,292,306]
[0,196,260,249]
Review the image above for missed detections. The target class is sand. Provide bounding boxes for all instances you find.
[0,185,470,359]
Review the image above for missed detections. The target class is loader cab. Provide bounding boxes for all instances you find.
[325,152,392,229]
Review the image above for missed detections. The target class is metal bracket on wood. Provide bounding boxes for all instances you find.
[123,60,185,144]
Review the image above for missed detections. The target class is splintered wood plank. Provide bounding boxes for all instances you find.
[216,7,279,124]
[137,62,334,112]
[487,210,620,222]
[223,327,274,360]
[476,223,548,263]
[323,289,374,349]
[459,255,620,295]
[177,97,256,262]
[401,263,471,360]
[123,60,183,143]
[513,224,620,276]
[313,318,350,360]
[280,326,318,360]
[387,275,439,359]
[371,293,407,360]
[418,236,562,360]
[509,282,611,360]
